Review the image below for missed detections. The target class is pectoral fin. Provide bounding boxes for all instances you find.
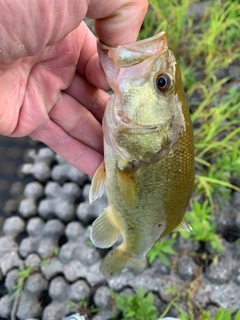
[90,206,120,248]
[89,162,106,203]
[173,219,192,232]
[117,165,137,210]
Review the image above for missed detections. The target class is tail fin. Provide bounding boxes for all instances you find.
[101,247,146,277]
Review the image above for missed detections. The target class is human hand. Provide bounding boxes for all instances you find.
[0,0,148,175]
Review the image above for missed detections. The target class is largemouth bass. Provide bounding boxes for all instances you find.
[89,31,195,277]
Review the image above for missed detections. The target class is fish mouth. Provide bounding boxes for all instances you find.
[98,31,168,68]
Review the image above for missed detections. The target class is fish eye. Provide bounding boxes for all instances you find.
[156,73,172,93]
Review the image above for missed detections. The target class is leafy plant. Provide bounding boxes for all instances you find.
[147,238,176,266]
[181,200,224,252]
[114,288,157,320]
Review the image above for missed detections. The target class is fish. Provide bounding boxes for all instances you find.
[89,31,195,277]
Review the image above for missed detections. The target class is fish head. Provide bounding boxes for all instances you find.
[98,32,190,161]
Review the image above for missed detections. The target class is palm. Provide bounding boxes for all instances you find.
[1,28,81,136]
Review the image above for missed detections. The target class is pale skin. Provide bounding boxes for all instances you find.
[0,0,148,175]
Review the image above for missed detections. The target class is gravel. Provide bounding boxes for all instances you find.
[76,193,108,224]
[68,280,91,302]
[42,301,66,320]
[65,221,85,240]
[40,257,64,280]
[3,216,25,237]
[206,258,231,284]
[177,256,198,281]
[0,237,24,275]
[24,273,48,296]
[42,219,65,237]
[93,286,111,309]
[51,163,87,184]
[24,181,44,199]
[25,253,42,269]
[210,282,240,312]
[0,295,14,318]
[37,237,60,258]
[27,217,45,237]
[49,276,68,301]
[16,293,42,319]
[18,237,38,258]
[4,269,18,293]
[19,198,38,218]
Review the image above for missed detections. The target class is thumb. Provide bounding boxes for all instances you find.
[87,0,148,47]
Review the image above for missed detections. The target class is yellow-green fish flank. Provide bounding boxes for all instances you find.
[89,31,195,277]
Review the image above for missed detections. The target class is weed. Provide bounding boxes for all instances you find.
[181,200,224,252]
[112,287,240,320]
[41,258,50,266]
[10,266,34,299]
[40,245,60,265]
[86,239,94,247]
[147,238,176,266]
[52,246,59,256]
[67,299,99,317]
[114,288,157,320]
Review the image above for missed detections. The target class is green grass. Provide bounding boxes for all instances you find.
[10,266,34,299]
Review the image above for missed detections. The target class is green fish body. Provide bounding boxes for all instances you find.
[90,32,195,277]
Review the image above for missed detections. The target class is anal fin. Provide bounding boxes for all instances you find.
[90,206,120,248]
[89,162,106,203]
